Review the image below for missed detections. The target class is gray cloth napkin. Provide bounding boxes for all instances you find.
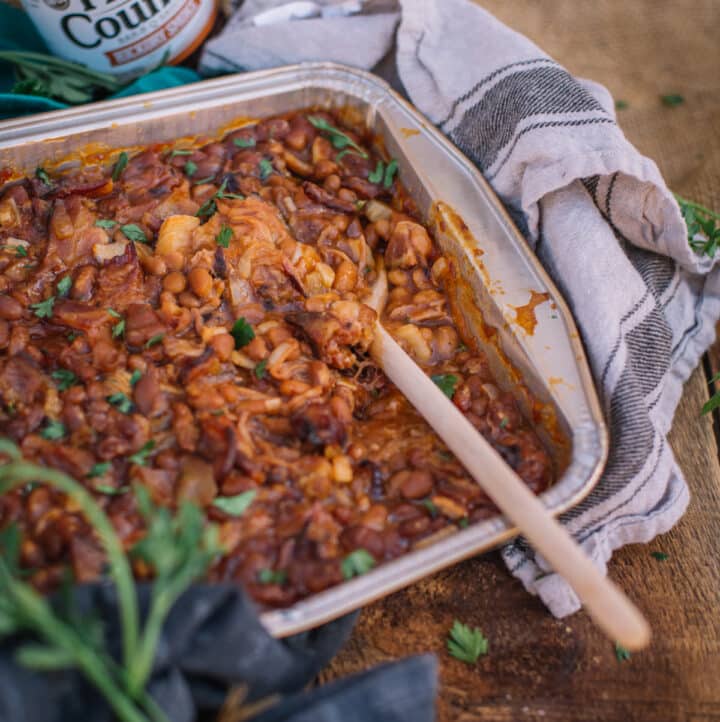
[199,0,720,617]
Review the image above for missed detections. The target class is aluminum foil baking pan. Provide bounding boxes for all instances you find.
[0,62,608,637]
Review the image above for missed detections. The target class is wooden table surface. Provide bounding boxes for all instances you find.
[322,2,720,720]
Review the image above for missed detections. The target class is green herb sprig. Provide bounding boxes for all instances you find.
[447,620,488,664]
[0,50,122,105]
[307,116,368,159]
[341,549,375,579]
[431,374,459,399]
[676,194,720,259]
[0,439,221,722]
[112,152,129,182]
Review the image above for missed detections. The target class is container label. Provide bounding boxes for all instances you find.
[21,0,215,78]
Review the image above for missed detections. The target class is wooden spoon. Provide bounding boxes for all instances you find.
[367,265,650,650]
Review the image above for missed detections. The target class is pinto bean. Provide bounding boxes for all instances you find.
[0,295,22,320]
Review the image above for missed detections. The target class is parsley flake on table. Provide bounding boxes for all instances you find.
[431,373,459,399]
[56,275,72,297]
[30,296,55,319]
[615,642,631,662]
[212,490,256,516]
[128,440,155,466]
[216,225,232,248]
[51,369,77,392]
[447,620,488,664]
[233,137,256,148]
[258,568,287,585]
[231,317,255,349]
[615,99,629,110]
[120,224,147,244]
[307,115,368,159]
[87,462,111,479]
[661,93,684,107]
[40,419,65,440]
[341,549,375,580]
[107,392,133,414]
[650,551,669,561]
[111,151,128,182]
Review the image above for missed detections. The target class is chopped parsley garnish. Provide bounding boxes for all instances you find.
[254,359,268,380]
[216,225,232,248]
[258,568,287,585]
[341,549,375,579]
[196,179,244,219]
[4,244,29,258]
[230,317,255,349]
[128,440,154,466]
[422,498,438,517]
[307,116,368,159]
[95,219,117,230]
[184,160,198,177]
[94,484,129,496]
[196,197,217,218]
[212,490,256,516]
[650,551,668,561]
[431,373,459,399]
[107,392,133,414]
[447,620,488,664]
[169,148,192,157]
[458,518,469,529]
[368,161,384,184]
[233,137,256,148]
[120,224,147,244]
[56,275,72,297]
[383,159,398,189]
[499,417,509,429]
[258,158,273,181]
[193,175,216,186]
[40,419,65,441]
[107,309,125,339]
[145,334,164,349]
[30,296,55,319]
[51,369,77,392]
[615,642,631,662]
[35,167,52,186]
[87,462,111,478]
[661,94,684,107]
[129,369,142,386]
[111,151,128,182]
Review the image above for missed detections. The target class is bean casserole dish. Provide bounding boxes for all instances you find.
[0,108,557,608]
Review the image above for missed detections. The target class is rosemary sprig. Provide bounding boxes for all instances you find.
[0,439,221,721]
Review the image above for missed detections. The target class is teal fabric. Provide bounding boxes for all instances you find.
[0,3,202,120]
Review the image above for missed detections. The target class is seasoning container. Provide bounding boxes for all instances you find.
[19,0,217,79]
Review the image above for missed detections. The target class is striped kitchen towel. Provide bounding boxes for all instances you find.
[201,0,720,616]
